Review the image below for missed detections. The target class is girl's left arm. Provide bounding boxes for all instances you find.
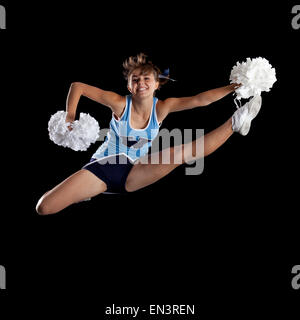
[161,83,239,115]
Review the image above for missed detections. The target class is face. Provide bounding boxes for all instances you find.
[128,68,159,97]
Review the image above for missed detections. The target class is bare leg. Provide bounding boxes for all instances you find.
[36,169,107,215]
[125,118,233,192]
[198,117,233,158]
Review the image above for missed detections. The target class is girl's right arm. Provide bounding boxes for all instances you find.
[66,82,126,122]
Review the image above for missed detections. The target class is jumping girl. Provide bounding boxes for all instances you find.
[36,53,262,215]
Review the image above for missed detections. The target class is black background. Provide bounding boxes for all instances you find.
[0,0,299,316]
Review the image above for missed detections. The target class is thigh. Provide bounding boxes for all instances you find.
[125,151,180,192]
[41,169,107,213]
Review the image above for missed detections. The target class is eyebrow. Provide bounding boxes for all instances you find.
[131,73,150,78]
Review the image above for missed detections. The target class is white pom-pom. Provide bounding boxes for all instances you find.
[48,111,100,151]
[230,57,277,100]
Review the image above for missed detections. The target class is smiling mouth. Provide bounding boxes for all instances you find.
[137,87,147,92]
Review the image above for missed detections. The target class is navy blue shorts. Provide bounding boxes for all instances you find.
[82,154,134,194]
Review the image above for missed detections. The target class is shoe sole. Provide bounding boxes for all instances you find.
[240,95,262,135]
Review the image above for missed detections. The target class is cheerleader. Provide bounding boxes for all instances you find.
[36,53,262,215]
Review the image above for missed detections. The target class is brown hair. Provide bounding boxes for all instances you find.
[122,53,169,89]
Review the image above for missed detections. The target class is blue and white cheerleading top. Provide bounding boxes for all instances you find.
[92,95,160,163]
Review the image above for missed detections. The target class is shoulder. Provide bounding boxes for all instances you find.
[156,95,200,115]
[155,97,180,122]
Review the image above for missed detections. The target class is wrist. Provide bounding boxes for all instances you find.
[229,83,241,91]
[66,111,75,122]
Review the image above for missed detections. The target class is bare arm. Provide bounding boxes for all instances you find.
[193,83,239,106]
[157,83,239,121]
[66,82,125,121]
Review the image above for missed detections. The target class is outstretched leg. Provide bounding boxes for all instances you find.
[125,117,233,192]
[36,169,107,215]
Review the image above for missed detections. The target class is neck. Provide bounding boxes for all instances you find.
[131,95,153,115]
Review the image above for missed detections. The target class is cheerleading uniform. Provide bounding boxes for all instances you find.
[83,95,161,193]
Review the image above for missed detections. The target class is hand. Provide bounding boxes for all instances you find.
[231,83,242,90]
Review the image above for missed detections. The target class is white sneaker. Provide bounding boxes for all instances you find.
[232,95,262,136]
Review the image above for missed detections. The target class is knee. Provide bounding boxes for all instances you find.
[35,197,55,215]
[124,181,135,193]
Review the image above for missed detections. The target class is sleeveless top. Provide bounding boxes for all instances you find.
[92,95,160,163]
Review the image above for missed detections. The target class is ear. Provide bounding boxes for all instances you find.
[127,84,133,93]
[155,81,160,90]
